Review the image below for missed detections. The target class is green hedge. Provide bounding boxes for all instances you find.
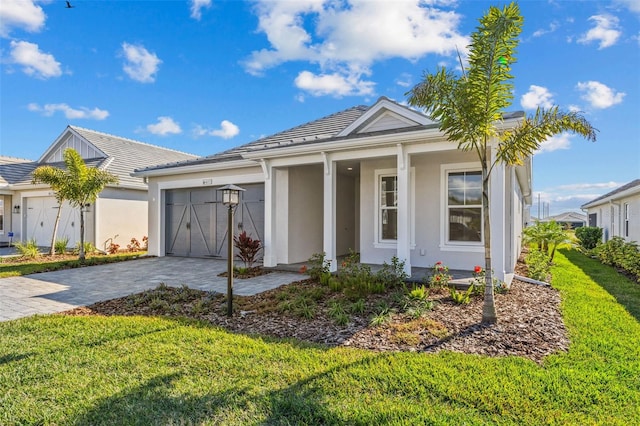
[594,237,640,283]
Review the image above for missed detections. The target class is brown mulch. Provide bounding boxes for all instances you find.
[61,257,569,364]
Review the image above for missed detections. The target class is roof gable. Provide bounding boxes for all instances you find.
[582,179,640,208]
[337,97,434,137]
[39,127,107,163]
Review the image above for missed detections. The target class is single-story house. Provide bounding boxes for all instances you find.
[534,212,587,229]
[0,126,197,250]
[133,97,532,283]
[581,179,640,243]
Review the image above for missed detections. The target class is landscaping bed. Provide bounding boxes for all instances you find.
[61,256,568,363]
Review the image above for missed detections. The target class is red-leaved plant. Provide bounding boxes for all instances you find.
[234,231,262,268]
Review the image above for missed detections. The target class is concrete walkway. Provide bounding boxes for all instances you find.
[0,256,306,322]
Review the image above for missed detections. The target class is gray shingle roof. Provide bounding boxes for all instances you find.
[135,105,370,173]
[68,126,198,188]
[0,157,38,186]
[581,179,640,208]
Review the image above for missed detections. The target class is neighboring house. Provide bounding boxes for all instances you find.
[134,97,532,283]
[581,179,640,243]
[0,126,197,250]
[535,212,587,229]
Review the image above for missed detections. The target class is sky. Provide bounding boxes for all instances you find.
[1,0,639,216]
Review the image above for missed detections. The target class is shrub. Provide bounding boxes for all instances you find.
[375,256,408,288]
[408,284,428,301]
[429,261,452,288]
[234,231,262,268]
[525,249,551,282]
[449,286,472,304]
[575,226,602,251]
[54,237,69,255]
[107,242,120,255]
[15,240,40,259]
[74,241,96,256]
[307,252,331,282]
[523,220,568,261]
[127,238,141,252]
[594,237,640,283]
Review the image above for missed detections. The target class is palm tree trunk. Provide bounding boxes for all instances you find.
[79,207,85,262]
[49,203,62,256]
[481,163,497,324]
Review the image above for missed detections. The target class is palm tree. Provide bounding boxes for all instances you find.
[49,148,118,261]
[32,166,67,256]
[407,2,597,323]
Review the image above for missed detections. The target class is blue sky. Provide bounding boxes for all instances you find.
[1,0,638,216]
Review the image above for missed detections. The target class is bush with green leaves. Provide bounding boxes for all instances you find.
[54,237,69,255]
[575,226,602,251]
[449,286,473,304]
[594,237,640,282]
[375,256,408,288]
[74,241,96,256]
[15,240,40,259]
[307,252,332,282]
[429,261,452,288]
[525,249,551,282]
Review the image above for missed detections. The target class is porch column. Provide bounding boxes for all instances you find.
[397,144,412,276]
[322,152,337,272]
[489,145,506,282]
[262,160,278,267]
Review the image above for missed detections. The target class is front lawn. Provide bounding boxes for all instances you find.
[0,249,638,424]
[0,252,147,278]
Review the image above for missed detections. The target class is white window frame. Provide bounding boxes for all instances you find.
[0,198,3,235]
[373,168,415,248]
[440,162,484,252]
[624,203,629,238]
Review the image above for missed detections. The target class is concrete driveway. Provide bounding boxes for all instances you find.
[0,256,305,322]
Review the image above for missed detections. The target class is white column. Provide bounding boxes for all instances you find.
[397,144,412,276]
[262,160,278,267]
[489,145,506,282]
[322,152,337,272]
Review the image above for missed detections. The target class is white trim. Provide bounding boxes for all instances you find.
[373,167,415,249]
[440,162,484,252]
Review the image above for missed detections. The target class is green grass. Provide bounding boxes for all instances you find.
[0,252,147,278]
[0,249,639,424]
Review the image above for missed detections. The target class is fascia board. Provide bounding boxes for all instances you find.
[242,127,445,160]
[337,98,433,137]
[131,159,259,177]
[582,185,640,209]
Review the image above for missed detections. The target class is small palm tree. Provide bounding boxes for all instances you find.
[46,148,118,261]
[407,2,597,323]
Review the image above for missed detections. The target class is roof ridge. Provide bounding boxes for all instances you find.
[69,125,198,158]
[0,155,36,162]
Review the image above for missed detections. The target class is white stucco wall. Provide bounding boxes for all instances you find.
[287,165,323,264]
[586,192,640,244]
[95,187,148,252]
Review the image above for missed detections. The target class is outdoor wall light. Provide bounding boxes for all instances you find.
[13,205,20,214]
[217,184,245,317]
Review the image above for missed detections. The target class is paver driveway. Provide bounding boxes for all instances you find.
[0,256,305,321]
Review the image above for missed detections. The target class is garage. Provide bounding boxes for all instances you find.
[165,184,264,258]
[25,196,82,248]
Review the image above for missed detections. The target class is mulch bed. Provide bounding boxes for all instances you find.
[61,257,569,364]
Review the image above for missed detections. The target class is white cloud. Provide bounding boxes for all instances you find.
[190,0,212,20]
[576,81,625,109]
[395,73,412,88]
[578,15,621,49]
[532,21,559,38]
[536,133,573,153]
[615,0,640,15]
[27,103,109,120]
[121,42,161,83]
[9,40,62,79]
[193,120,240,139]
[294,70,375,97]
[147,116,181,135]
[244,0,467,97]
[520,85,554,110]
[536,181,622,215]
[0,0,45,37]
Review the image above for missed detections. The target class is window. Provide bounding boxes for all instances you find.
[379,175,397,241]
[447,170,482,242]
[373,168,415,247]
[624,203,629,238]
[0,199,3,235]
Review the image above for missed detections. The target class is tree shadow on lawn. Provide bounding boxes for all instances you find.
[72,373,250,426]
[560,249,640,323]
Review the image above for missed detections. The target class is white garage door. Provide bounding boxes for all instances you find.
[25,197,80,248]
